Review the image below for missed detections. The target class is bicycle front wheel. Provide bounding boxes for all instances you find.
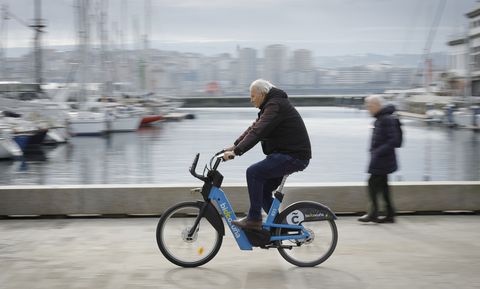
[274,202,338,267]
[156,201,223,267]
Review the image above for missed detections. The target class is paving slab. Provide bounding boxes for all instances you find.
[0,216,479,289]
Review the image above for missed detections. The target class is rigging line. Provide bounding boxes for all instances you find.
[410,0,448,88]
[423,0,447,55]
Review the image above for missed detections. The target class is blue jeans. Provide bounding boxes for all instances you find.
[246,153,309,220]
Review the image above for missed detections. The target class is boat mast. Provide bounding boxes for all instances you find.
[144,0,151,50]
[140,0,151,92]
[30,0,46,93]
[464,20,472,104]
[76,0,89,106]
[422,0,446,93]
[98,0,109,97]
[0,3,9,80]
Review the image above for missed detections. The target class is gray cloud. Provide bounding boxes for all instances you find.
[1,0,477,56]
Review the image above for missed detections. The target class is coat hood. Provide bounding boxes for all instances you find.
[375,104,396,118]
[259,87,288,110]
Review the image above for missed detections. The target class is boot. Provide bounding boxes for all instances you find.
[357,214,379,223]
[232,217,262,230]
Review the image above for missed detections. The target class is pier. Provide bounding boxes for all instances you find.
[179,95,367,108]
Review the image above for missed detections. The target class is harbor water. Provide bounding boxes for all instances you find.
[0,107,479,185]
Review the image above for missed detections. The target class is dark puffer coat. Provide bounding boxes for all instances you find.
[368,104,399,175]
[233,87,311,160]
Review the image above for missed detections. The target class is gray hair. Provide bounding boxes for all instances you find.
[365,94,385,107]
[250,79,275,95]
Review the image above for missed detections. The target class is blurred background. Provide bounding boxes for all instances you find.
[0,0,479,185]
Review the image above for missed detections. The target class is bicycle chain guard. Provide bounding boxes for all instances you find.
[244,229,271,247]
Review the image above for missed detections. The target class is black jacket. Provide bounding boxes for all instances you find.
[233,87,311,160]
[368,104,399,175]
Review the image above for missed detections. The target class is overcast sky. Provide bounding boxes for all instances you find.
[1,0,477,57]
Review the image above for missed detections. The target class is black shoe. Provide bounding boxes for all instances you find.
[357,214,379,223]
[378,216,395,223]
[232,217,262,230]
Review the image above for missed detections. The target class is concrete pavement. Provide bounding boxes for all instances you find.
[0,215,479,289]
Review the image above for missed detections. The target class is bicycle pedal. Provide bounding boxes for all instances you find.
[279,245,294,250]
[260,244,277,249]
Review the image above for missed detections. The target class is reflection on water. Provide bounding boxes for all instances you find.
[0,107,479,185]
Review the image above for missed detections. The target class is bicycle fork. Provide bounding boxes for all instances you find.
[187,202,209,238]
[187,200,226,238]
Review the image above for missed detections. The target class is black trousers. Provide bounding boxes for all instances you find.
[367,174,395,217]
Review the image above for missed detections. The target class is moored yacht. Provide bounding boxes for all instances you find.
[67,111,107,136]
[105,106,143,132]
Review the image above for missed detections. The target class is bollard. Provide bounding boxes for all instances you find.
[425,103,434,123]
[445,104,456,127]
[471,105,480,127]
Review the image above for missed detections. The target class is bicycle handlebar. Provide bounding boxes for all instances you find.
[189,151,230,181]
[189,153,206,181]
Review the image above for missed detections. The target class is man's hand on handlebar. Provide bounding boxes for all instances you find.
[223,151,235,161]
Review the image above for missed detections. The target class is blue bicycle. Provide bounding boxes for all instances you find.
[156,152,338,267]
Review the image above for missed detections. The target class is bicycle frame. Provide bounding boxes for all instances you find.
[189,153,311,250]
[208,183,311,251]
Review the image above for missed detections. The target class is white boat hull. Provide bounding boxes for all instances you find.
[68,121,107,135]
[453,112,476,127]
[44,128,68,144]
[0,138,23,159]
[425,109,445,123]
[107,116,142,132]
[68,112,107,136]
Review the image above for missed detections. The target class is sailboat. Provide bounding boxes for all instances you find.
[67,0,108,136]
[68,0,144,135]
[86,100,143,132]
[67,110,107,136]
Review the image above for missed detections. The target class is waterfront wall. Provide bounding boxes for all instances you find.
[0,182,479,216]
[180,95,367,107]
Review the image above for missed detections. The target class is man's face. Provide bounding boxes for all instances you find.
[250,88,265,108]
[366,100,381,116]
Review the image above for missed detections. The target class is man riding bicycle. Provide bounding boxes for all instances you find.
[223,79,312,231]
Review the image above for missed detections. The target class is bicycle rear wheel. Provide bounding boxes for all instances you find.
[156,201,223,267]
[274,202,338,267]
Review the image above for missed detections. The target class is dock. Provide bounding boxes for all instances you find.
[178,95,367,108]
[397,111,428,120]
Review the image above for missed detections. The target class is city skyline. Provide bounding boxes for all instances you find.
[0,0,477,57]
[1,44,425,97]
